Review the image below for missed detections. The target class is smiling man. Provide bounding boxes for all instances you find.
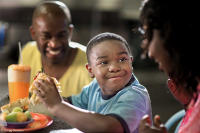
[20,1,92,97]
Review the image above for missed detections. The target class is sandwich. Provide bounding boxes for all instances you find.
[0,72,60,116]
[29,72,61,105]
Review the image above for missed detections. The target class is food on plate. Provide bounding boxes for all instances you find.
[0,106,32,122]
[1,98,29,113]
[5,112,18,122]
[0,111,8,121]
[12,107,23,112]
[24,111,32,119]
[15,112,28,122]
[29,72,61,105]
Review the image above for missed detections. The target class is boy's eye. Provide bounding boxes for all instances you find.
[100,61,108,65]
[119,57,127,62]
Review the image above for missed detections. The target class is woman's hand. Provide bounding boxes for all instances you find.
[139,115,167,133]
[34,77,62,113]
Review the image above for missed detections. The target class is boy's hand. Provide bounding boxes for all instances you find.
[34,77,62,113]
[139,115,167,133]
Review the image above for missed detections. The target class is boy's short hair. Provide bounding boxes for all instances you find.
[86,32,132,64]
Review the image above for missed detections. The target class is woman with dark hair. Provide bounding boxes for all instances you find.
[138,0,200,133]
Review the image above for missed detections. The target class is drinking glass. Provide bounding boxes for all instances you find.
[8,64,31,103]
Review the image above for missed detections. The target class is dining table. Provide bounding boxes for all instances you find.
[0,94,73,133]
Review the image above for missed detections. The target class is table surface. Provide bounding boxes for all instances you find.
[0,95,72,133]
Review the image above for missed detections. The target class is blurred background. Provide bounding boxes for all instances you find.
[0,0,182,132]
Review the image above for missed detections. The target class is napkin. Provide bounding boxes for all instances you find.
[50,128,83,133]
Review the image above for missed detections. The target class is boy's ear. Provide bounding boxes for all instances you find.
[130,56,133,61]
[86,63,95,78]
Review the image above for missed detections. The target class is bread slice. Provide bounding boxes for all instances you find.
[1,98,29,113]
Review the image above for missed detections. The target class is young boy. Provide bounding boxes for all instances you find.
[35,32,152,133]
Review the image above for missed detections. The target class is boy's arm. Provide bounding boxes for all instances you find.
[35,77,124,132]
[62,97,71,103]
[50,101,124,133]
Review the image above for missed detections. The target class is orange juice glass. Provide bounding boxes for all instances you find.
[8,64,31,103]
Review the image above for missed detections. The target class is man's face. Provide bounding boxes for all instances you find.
[30,15,72,64]
[86,40,133,96]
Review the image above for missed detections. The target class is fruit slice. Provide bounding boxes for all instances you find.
[12,107,23,112]
[25,111,32,119]
[0,112,8,121]
[16,112,28,122]
[5,112,17,122]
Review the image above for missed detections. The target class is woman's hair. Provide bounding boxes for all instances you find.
[140,0,199,93]
[86,32,132,64]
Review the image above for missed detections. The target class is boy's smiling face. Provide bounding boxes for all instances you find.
[86,40,133,96]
